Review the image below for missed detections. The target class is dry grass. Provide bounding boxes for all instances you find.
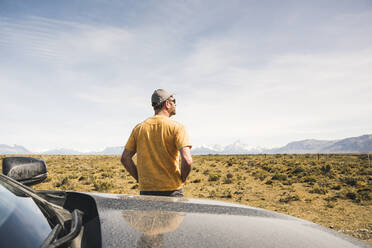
[1,154,371,244]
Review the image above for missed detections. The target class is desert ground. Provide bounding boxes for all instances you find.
[1,154,371,244]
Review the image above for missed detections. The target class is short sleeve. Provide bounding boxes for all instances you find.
[125,126,138,152]
[175,124,192,150]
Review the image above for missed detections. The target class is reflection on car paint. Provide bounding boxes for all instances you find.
[123,210,185,247]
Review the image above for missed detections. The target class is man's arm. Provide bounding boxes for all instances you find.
[179,146,192,182]
[121,149,138,182]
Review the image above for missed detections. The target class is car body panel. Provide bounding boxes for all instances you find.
[86,193,372,248]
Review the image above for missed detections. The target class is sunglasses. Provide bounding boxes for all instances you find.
[168,98,176,104]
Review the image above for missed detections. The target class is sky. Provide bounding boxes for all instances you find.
[0,0,372,152]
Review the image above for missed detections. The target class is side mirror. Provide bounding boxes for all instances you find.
[2,157,48,186]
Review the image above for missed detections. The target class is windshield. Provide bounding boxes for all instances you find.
[0,179,52,248]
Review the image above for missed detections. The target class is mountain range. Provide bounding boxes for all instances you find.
[1,134,371,155]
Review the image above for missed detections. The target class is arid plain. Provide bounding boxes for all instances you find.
[1,154,371,244]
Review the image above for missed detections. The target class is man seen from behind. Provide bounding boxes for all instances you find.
[121,89,192,197]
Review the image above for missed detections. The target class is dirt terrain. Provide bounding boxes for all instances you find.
[1,154,371,244]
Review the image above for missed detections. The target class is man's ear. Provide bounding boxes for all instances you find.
[164,100,170,110]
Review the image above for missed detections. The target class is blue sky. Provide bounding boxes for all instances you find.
[1,0,372,152]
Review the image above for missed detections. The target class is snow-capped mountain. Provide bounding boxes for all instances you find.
[93,146,124,155]
[40,148,83,155]
[193,140,265,155]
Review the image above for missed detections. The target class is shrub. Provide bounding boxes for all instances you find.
[221,190,232,198]
[326,202,335,208]
[223,178,233,184]
[94,180,113,192]
[236,175,246,180]
[358,154,369,160]
[283,180,294,185]
[78,176,86,181]
[324,196,338,202]
[293,167,305,174]
[331,185,341,190]
[54,177,69,188]
[357,188,371,201]
[342,177,358,186]
[309,185,328,195]
[358,168,372,176]
[340,168,351,175]
[279,194,300,203]
[208,190,217,198]
[303,176,317,183]
[252,170,268,181]
[248,161,255,166]
[321,164,331,174]
[208,174,220,182]
[271,173,287,181]
[101,173,110,178]
[346,192,357,200]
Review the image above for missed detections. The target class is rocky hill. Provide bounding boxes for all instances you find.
[0,144,31,154]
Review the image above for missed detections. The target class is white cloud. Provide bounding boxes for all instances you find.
[1,2,372,151]
[176,48,372,147]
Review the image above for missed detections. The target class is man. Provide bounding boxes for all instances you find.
[121,89,192,197]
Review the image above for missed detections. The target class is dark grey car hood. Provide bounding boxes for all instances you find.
[85,193,371,248]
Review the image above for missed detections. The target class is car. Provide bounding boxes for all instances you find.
[0,156,371,248]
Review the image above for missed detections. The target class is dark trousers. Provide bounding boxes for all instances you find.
[140,187,184,197]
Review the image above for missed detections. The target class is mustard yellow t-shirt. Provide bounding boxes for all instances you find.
[125,115,191,191]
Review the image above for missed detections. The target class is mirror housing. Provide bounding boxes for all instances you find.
[2,157,48,186]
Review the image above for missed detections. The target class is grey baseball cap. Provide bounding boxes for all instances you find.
[151,89,173,106]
